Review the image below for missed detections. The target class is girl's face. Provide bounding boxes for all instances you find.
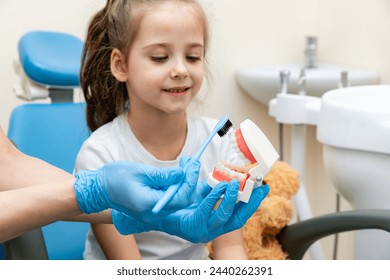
[119,2,205,116]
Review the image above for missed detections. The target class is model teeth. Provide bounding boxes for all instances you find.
[216,161,248,181]
[228,131,250,165]
[212,128,258,185]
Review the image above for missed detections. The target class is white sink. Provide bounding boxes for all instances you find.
[235,64,380,106]
[317,85,390,259]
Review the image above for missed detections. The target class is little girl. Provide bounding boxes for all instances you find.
[76,0,248,260]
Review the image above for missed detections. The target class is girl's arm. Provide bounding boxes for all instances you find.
[209,191,248,259]
[92,223,142,259]
[211,229,248,260]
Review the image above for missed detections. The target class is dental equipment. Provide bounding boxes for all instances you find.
[278,70,290,161]
[269,67,325,259]
[332,70,349,260]
[13,31,83,103]
[7,30,89,260]
[207,119,279,203]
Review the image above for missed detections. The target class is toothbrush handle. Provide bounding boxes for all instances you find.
[152,180,183,213]
[152,115,230,214]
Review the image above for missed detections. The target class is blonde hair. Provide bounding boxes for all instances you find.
[80,0,210,131]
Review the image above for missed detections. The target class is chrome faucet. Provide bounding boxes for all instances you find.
[298,68,306,95]
[339,71,350,88]
[279,70,290,94]
[305,36,317,68]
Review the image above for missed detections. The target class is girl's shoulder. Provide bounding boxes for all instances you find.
[85,115,127,144]
[75,115,125,169]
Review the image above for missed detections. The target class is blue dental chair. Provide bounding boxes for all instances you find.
[4,31,91,260]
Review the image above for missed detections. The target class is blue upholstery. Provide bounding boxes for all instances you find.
[7,102,91,259]
[19,31,83,87]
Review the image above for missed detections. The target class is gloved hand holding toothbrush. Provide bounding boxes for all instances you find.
[73,158,200,217]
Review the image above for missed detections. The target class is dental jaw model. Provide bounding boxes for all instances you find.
[207,119,279,203]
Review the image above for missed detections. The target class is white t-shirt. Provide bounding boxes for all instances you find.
[75,114,239,260]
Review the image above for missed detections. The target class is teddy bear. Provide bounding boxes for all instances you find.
[208,161,300,260]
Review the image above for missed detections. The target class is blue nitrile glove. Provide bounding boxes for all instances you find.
[73,159,200,216]
[113,179,270,242]
[159,180,270,243]
[112,209,153,235]
[162,156,200,211]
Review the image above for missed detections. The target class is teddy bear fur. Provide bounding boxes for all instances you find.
[209,161,300,260]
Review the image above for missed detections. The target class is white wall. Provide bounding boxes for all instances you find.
[1,0,389,259]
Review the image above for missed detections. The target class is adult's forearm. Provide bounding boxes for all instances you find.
[0,127,111,242]
[0,147,71,191]
[0,178,81,242]
[0,179,113,242]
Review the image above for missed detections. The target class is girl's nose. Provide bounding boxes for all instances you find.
[170,60,189,79]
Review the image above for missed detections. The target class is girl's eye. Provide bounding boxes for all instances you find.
[151,56,168,62]
[186,56,202,62]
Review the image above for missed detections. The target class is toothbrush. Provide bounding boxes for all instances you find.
[152,115,233,214]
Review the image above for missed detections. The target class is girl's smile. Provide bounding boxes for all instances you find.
[163,86,191,95]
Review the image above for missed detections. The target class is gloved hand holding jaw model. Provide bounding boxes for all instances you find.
[113,179,270,243]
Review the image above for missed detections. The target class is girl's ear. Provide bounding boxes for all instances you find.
[110,48,128,82]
